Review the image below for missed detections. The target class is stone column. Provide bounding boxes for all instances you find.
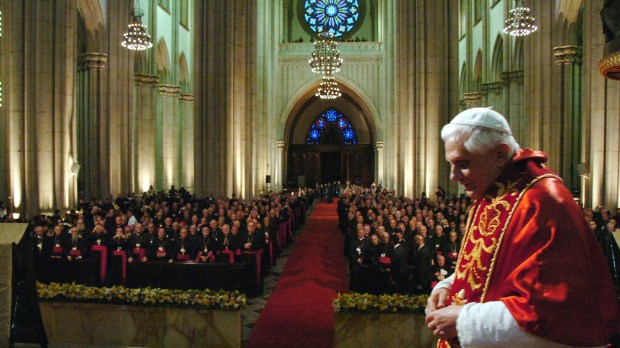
[104,0,134,197]
[157,84,181,190]
[500,70,525,144]
[276,141,286,192]
[194,0,257,199]
[480,82,503,114]
[374,141,384,187]
[179,93,195,191]
[523,1,565,171]
[133,74,159,192]
[77,53,107,200]
[553,45,583,195]
[583,1,620,208]
[389,0,458,198]
[463,92,484,109]
[0,0,78,215]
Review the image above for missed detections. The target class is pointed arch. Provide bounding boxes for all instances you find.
[306,109,358,145]
[491,35,504,82]
[77,0,106,52]
[460,62,468,98]
[156,39,171,83]
[281,76,379,144]
[473,50,482,91]
[134,51,148,74]
[179,52,190,91]
[513,37,524,69]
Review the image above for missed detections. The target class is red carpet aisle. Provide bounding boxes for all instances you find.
[246,203,348,348]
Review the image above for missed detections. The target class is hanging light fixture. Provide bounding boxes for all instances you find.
[309,32,343,99]
[121,1,153,51]
[316,74,341,100]
[309,32,343,75]
[503,0,538,37]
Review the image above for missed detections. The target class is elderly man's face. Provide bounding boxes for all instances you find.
[445,140,508,199]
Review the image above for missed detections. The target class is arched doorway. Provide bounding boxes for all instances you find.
[285,84,376,188]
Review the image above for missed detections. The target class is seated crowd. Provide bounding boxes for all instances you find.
[338,184,620,296]
[10,186,313,290]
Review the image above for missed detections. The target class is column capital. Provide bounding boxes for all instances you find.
[553,45,582,65]
[158,84,181,97]
[78,52,107,70]
[276,140,286,149]
[134,74,159,87]
[374,141,384,150]
[480,82,503,92]
[500,70,524,83]
[463,92,484,108]
[180,93,194,102]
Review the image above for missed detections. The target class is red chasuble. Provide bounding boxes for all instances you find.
[439,149,618,347]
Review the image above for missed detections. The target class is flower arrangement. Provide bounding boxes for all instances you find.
[37,282,246,310]
[333,292,428,314]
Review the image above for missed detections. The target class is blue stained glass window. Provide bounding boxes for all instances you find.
[306,109,358,145]
[302,0,364,38]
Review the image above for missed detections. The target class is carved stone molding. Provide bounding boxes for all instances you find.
[134,74,159,87]
[279,56,382,64]
[179,93,194,102]
[277,141,285,149]
[78,52,107,70]
[279,41,381,54]
[158,84,181,97]
[480,82,503,92]
[375,141,384,150]
[553,45,582,65]
[500,70,524,83]
[463,92,484,108]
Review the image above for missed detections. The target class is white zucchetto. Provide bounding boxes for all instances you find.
[448,107,512,135]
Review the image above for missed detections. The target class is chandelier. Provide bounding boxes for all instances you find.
[309,32,343,99]
[503,0,538,37]
[121,4,153,51]
[309,32,343,75]
[315,74,341,100]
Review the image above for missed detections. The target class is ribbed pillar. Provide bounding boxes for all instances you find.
[105,0,134,196]
[256,0,281,193]
[180,93,195,192]
[0,0,78,215]
[523,1,564,170]
[276,141,286,192]
[481,82,503,114]
[158,84,182,189]
[553,45,583,195]
[133,74,159,192]
[77,53,107,200]
[194,0,256,199]
[390,0,458,198]
[583,0,620,208]
[500,70,525,145]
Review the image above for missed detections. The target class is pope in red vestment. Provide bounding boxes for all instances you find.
[426,108,618,347]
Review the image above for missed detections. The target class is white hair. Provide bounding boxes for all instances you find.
[441,124,520,157]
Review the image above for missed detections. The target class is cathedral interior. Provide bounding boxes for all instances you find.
[0,0,619,217]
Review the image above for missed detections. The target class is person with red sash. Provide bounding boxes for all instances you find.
[195,226,215,263]
[169,226,195,262]
[425,108,618,347]
[441,230,460,274]
[148,227,172,261]
[127,223,150,263]
[65,226,87,261]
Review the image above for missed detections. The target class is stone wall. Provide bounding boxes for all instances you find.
[40,302,242,347]
[334,312,437,348]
